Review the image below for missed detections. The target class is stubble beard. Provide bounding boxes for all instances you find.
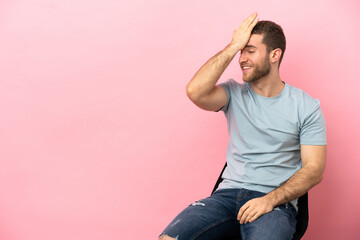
[242,57,271,83]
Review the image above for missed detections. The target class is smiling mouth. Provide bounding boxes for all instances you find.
[241,66,252,72]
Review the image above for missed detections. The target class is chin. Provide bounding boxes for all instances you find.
[242,77,254,83]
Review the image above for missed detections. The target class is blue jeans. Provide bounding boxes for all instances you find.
[159,188,297,240]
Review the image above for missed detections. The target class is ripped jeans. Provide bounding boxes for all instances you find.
[159,188,297,240]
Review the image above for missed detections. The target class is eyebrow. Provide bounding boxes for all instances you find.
[244,45,257,49]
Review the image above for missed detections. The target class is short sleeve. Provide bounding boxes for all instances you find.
[217,79,232,113]
[300,102,327,145]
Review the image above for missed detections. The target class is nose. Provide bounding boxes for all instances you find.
[239,53,248,65]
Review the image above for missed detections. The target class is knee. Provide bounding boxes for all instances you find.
[158,234,177,240]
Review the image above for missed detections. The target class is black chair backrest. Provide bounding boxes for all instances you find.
[211,163,309,240]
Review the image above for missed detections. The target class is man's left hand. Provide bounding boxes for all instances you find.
[237,196,275,224]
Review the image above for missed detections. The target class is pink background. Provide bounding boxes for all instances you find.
[1,0,359,239]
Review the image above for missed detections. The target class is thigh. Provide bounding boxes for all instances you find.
[159,189,241,240]
[240,202,297,240]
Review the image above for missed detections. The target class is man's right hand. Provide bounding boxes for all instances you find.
[230,12,259,52]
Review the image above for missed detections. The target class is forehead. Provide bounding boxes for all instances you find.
[246,34,266,49]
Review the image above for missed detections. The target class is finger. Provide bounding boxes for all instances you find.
[239,205,253,224]
[237,204,249,221]
[237,12,257,31]
[240,208,252,224]
[250,16,259,28]
[249,12,258,23]
[244,209,257,224]
[249,12,258,19]
[240,212,248,224]
[248,211,263,223]
[244,13,258,31]
[243,12,258,25]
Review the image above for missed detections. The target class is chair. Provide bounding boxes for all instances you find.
[211,163,309,240]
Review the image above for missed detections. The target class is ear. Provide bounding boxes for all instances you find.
[270,48,282,64]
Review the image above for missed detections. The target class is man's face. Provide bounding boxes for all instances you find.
[239,34,270,83]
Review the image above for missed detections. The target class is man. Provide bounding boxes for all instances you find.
[159,12,326,240]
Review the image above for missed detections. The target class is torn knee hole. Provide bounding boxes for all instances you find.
[159,234,178,240]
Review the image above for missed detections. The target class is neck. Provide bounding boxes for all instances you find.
[251,68,284,97]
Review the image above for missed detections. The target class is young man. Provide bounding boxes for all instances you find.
[159,12,326,240]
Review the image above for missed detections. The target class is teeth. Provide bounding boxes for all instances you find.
[243,67,250,69]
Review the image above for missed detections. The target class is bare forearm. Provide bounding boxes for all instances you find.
[186,43,239,101]
[238,164,324,225]
[265,165,323,206]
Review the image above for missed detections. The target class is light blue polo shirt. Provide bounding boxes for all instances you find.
[216,79,326,207]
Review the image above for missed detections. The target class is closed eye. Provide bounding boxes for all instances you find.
[239,50,255,55]
[244,45,257,54]
[244,49,255,54]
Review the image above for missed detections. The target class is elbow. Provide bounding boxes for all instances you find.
[304,160,326,187]
[312,171,324,187]
[315,163,325,185]
[185,83,192,98]
[315,172,324,185]
[186,84,199,102]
